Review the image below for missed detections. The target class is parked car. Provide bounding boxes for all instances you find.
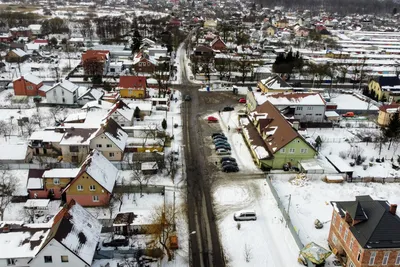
[222,160,238,168]
[212,133,225,138]
[233,210,257,221]
[222,106,234,111]
[213,137,228,143]
[220,157,236,163]
[102,238,129,247]
[238,98,246,103]
[342,112,355,117]
[215,144,231,151]
[214,141,230,147]
[207,116,218,122]
[184,95,191,101]
[216,148,231,155]
[223,164,239,172]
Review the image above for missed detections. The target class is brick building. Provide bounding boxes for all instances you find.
[328,195,400,267]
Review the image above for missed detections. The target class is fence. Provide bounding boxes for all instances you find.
[94,248,163,261]
[265,176,313,267]
[0,162,77,170]
[347,176,400,183]
[114,184,165,195]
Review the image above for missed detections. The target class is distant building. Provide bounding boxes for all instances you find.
[377,103,400,126]
[257,74,293,93]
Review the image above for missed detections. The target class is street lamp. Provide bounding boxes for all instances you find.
[189,231,196,265]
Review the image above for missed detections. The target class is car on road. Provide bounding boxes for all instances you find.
[238,98,246,103]
[221,160,238,168]
[102,237,129,247]
[184,95,191,101]
[222,164,239,172]
[216,148,231,155]
[212,133,225,138]
[215,144,231,151]
[233,210,257,221]
[207,116,218,123]
[220,157,236,163]
[222,106,234,111]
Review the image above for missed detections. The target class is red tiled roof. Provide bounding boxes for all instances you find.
[379,103,400,112]
[119,76,147,88]
[82,50,110,62]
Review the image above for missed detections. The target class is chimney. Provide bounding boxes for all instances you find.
[390,204,398,215]
[292,121,299,130]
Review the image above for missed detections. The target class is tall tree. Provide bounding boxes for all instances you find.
[0,170,17,221]
[384,112,400,149]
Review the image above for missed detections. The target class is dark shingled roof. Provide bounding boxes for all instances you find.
[332,195,400,249]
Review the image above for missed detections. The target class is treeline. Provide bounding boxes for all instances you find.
[255,0,397,15]
[0,11,41,27]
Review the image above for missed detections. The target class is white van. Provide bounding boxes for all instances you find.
[233,210,257,221]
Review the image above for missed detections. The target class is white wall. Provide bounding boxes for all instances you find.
[89,134,123,161]
[30,239,88,267]
[277,105,326,122]
[46,85,77,105]
[0,257,31,267]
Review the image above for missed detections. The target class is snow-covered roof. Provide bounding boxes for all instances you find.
[82,100,114,110]
[331,94,379,111]
[25,43,40,51]
[48,201,101,266]
[0,144,27,160]
[128,102,152,111]
[64,112,87,122]
[259,74,292,90]
[28,24,42,31]
[59,128,97,145]
[23,73,42,85]
[24,199,50,209]
[27,177,43,190]
[0,229,49,259]
[254,92,326,106]
[141,162,158,171]
[12,48,28,58]
[325,111,340,117]
[84,150,118,193]
[326,155,354,172]
[42,168,80,178]
[29,130,65,143]
[56,80,79,93]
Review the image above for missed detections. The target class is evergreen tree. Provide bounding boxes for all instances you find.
[162,118,167,130]
[134,106,141,118]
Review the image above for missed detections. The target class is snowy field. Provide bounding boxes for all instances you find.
[272,177,400,265]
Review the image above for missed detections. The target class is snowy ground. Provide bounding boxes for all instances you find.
[213,179,300,267]
[305,127,400,178]
[271,177,400,265]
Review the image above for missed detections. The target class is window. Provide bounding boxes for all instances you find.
[383,252,390,265]
[96,144,102,148]
[333,212,337,224]
[27,85,33,90]
[110,68,115,73]
[107,144,112,148]
[89,185,96,191]
[289,148,295,154]
[62,98,65,103]
[350,237,354,250]
[53,178,60,185]
[332,233,338,245]
[77,185,83,191]
[395,252,400,265]
[296,107,303,110]
[357,249,362,261]
[71,156,78,162]
[7,259,16,265]
[44,256,52,263]
[53,90,56,96]
[349,261,355,267]
[296,139,300,143]
[280,148,286,153]
[109,152,115,157]
[344,229,348,242]
[300,148,308,153]
[62,90,64,96]
[92,195,99,202]
[339,222,343,233]
[369,251,376,265]
[61,255,69,263]
[69,146,79,152]
[307,106,313,110]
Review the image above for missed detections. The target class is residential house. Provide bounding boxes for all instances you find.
[132,53,157,74]
[294,26,310,37]
[59,127,98,163]
[25,43,40,55]
[106,100,135,126]
[328,195,400,267]
[77,88,104,106]
[113,211,159,235]
[27,169,47,199]
[193,45,214,58]
[33,39,48,46]
[240,100,316,170]
[29,129,64,156]
[63,150,118,206]
[28,24,42,36]
[29,200,101,267]
[377,104,400,126]
[210,37,226,51]
[10,27,32,38]
[81,50,110,76]
[0,144,33,164]
[128,102,152,116]
[13,73,46,96]
[204,19,217,29]
[42,80,81,105]
[118,76,147,99]
[0,33,12,43]
[265,25,277,36]
[275,18,289,28]
[368,76,400,102]
[42,168,80,199]
[6,48,29,63]
[257,74,293,93]
[89,118,128,161]
[248,92,327,122]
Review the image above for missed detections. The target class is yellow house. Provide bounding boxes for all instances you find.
[368,76,400,102]
[257,74,293,93]
[64,150,118,207]
[377,104,400,126]
[325,51,350,59]
[118,76,147,99]
[265,26,277,36]
[204,19,217,29]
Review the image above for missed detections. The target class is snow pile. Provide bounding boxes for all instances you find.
[289,173,310,187]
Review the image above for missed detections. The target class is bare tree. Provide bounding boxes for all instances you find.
[31,110,43,127]
[0,170,17,220]
[244,243,252,263]
[165,152,178,183]
[24,208,36,223]
[0,120,11,140]
[130,168,150,197]
[142,124,158,147]
[48,106,64,124]
[22,119,37,136]
[149,204,175,261]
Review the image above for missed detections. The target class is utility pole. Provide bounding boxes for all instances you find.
[286,194,291,227]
